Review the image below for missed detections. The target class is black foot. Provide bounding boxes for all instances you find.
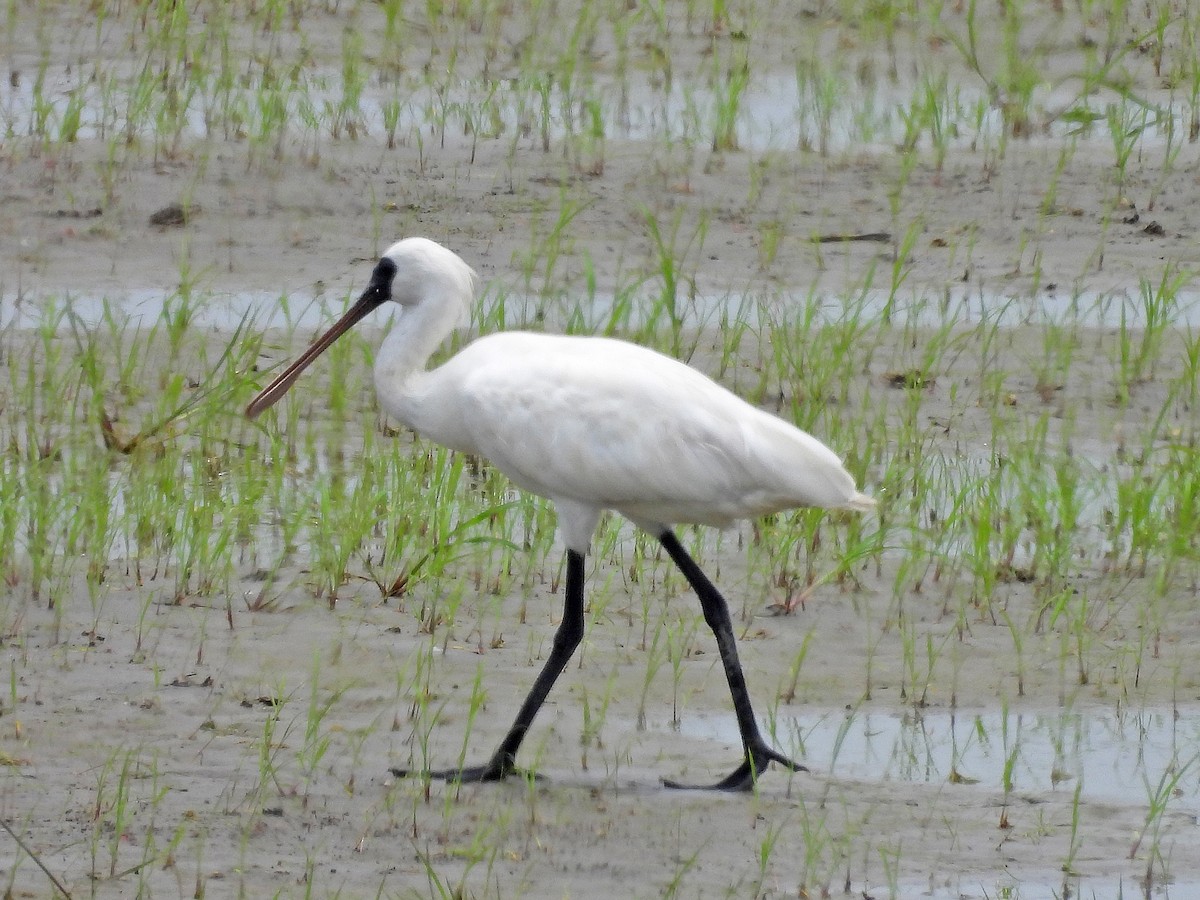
[390,754,540,784]
[662,743,807,791]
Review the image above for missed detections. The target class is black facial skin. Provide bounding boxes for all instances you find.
[364,257,397,303]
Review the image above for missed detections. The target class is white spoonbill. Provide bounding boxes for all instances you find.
[246,237,873,791]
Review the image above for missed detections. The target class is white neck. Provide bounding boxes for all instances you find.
[372,292,464,425]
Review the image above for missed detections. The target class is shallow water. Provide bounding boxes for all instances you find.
[680,705,1200,814]
[0,288,338,332]
[888,873,1181,899]
[1,57,1186,156]
[5,280,1200,333]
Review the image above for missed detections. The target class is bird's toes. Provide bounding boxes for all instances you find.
[753,745,808,776]
[390,754,537,784]
[663,745,808,791]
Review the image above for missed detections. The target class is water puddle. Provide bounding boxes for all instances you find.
[5,282,1200,334]
[675,706,1200,813]
[0,57,1186,156]
[884,874,1180,899]
[480,284,1200,331]
[0,289,334,333]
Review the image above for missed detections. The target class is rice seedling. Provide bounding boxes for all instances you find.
[1106,102,1151,201]
[636,619,667,732]
[640,204,709,356]
[577,668,616,773]
[709,46,749,153]
[661,837,704,899]
[1060,779,1085,888]
[794,57,842,157]
[794,793,848,898]
[449,663,489,781]
[514,189,592,303]
[1130,752,1199,889]
[749,812,787,896]
[245,684,290,816]
[663,609,701,728]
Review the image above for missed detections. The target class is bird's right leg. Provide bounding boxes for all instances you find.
[658,530,807,790]
[391,549,586,783]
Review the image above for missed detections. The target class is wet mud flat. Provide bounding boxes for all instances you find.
[2,310,1200,897]
[5,0,1200,897]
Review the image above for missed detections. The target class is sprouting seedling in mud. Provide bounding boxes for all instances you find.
[245,237,873,791]
[72,310,259,456]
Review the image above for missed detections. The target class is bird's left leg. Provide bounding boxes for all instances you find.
[391,549,586,784]
[658,530,807,791]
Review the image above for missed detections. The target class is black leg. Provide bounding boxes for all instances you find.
[658,530,807,791]
[391,549,586,783]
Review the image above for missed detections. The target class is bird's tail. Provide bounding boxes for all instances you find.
[843,491,876,513]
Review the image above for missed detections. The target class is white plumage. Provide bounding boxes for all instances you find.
[247,236,873,791]
[395,330,870,547]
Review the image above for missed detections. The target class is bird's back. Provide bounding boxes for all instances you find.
[404,332,871,533]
